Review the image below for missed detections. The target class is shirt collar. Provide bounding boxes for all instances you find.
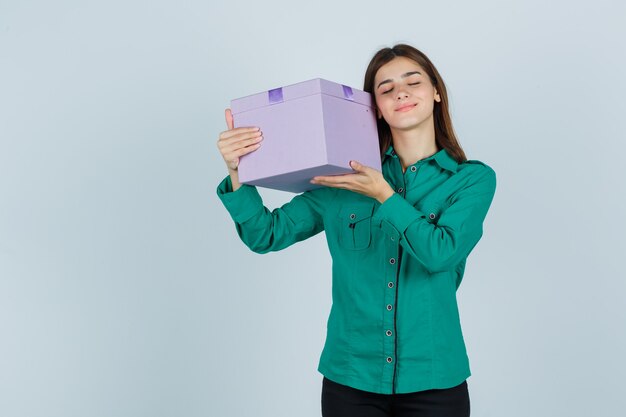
[383,145,458,173]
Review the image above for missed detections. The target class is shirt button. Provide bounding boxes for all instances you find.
[390,236,395,241]
[389,258,396,265]
[386,330,393,336]
[350,213,356,220]
[429,213,436,220]
[388,282,394,288]
[386,304,393,311]
[410,166,417,172]
[397,187,404,193]
[386,357,393,363]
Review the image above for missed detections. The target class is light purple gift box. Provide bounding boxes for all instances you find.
[231,78,381,193]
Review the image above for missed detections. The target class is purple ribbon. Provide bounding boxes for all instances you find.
[342,85,354,101]
[268,87,283,104]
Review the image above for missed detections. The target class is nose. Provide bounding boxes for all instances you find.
[395,88,409,100]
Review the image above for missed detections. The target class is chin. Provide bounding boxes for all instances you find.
[391,112,433,130]
[390,118,423,131]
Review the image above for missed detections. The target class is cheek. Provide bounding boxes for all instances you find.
[376,96,393,113]
[374,99,385,115]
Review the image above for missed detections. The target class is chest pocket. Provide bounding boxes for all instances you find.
[338,204,375,251]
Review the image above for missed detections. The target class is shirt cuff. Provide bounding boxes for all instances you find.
[216,175,264,223]
[372,192,425,236]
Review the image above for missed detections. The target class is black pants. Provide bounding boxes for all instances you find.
[321,377,470,417]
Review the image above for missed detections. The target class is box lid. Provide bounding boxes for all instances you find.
[231,78,374,114]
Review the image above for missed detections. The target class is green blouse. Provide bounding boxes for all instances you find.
[216,146,497,394]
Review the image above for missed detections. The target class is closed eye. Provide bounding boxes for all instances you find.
[381,82,420,94]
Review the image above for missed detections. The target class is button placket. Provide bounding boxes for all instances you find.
[382,241,399,385]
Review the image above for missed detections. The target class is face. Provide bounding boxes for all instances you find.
[373,56,441,132]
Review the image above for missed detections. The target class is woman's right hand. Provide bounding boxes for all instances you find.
[217,108,263,172]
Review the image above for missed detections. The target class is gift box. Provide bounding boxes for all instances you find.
[231,78,381,193]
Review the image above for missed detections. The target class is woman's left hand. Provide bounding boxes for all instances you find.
[310,160,395,203]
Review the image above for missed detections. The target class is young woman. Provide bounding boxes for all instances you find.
[216,44,496,417]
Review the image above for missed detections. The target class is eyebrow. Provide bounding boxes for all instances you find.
[377,71,422,89]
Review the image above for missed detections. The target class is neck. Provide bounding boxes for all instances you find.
[390,115,438,172]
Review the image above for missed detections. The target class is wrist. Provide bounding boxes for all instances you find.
[228,169,242,192]
[376,186,395,204]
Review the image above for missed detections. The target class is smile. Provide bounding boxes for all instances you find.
[395,103,417,112]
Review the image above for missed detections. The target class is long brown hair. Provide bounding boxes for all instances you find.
[363,44,467,163]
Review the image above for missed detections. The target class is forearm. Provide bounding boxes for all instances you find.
[371,170,496,273]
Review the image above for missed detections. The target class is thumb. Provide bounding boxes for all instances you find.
[350,160,367,172]
[225,108,234,130]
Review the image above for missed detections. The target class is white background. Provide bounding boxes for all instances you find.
[1,0,625,416]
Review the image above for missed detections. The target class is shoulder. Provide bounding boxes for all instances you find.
[454,159,497,196]
[457,159,496,180]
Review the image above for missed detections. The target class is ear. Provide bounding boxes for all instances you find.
[434,88,441,103]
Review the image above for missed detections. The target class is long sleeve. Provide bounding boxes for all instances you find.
[216,176,331,254]
[371,165,496,273]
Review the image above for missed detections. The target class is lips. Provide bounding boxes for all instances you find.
[395,103,417,112]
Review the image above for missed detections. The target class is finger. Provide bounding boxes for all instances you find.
[310,178,358,192]
[311,175,346,184]
[219,135,263,154]
[349,160,369,172]
[219,128,262,144]
[309,178,345,188]
[218,134,263,156]
[227,143,262,159]
[311,175,358,187]
[219,129,262,144]
[225,108,234,130]
[223,109,260,135]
